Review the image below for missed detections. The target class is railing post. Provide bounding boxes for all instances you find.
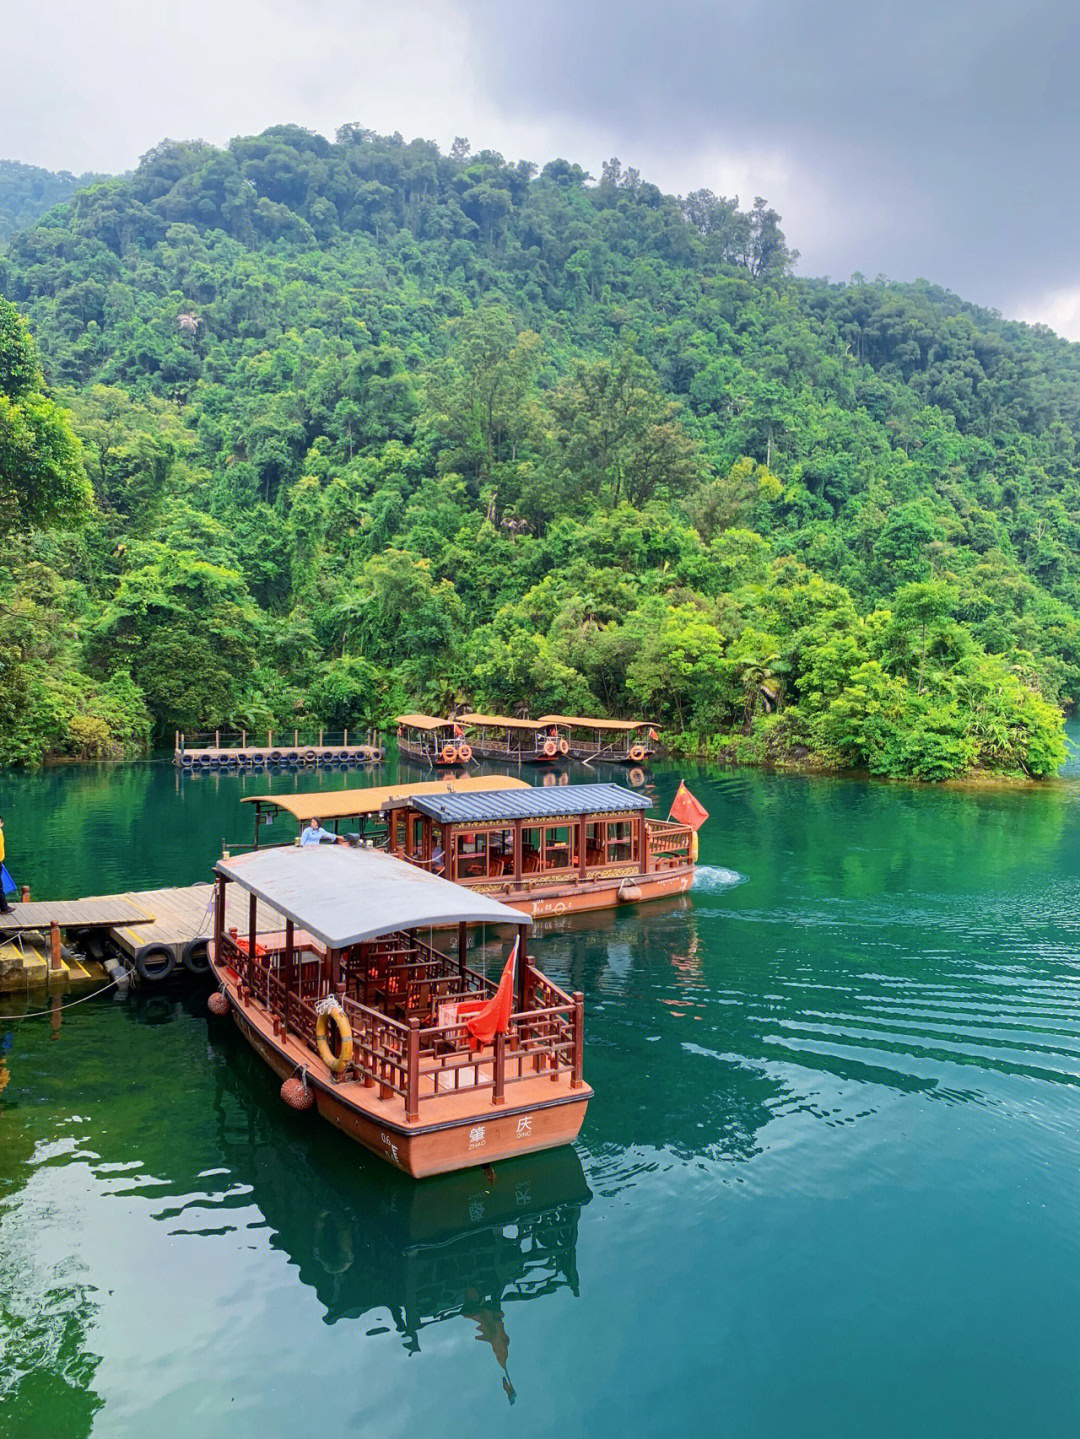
[283,919,293,1038]
[571,992,584,1088]
[50,919,62,972]
[492,1029,506,1104]
[406,1018,420,1120]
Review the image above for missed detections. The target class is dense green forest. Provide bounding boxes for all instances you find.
[0,160,103,241]
[1,125,1078,778]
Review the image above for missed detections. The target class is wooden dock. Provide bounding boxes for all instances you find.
[0,898,155,933]
[0,883,291,990]
[101,884,287,965]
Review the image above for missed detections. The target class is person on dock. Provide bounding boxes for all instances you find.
[0,818,13,913]
[300,818,342,846]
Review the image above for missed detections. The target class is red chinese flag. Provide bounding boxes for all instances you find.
[668,781,709,832]
[466,940,518,1046]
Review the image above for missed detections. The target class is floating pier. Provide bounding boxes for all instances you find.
[0,897,155,992]
[0,884,288,991]
[175,729,384,769]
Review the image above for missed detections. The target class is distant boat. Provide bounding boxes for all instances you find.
[395,714,468,767]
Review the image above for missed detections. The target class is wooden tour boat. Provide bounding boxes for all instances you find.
[458,713,571,764]
[396,713,470,767]
[384,782,695,917]
[244,778,697,919]
[208,845,590,1177]
[534,715,658,763]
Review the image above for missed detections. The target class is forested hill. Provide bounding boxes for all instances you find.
[0,160,105,241]
[1,126,1077,779]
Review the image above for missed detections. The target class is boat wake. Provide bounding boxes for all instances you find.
[692,866,746,891]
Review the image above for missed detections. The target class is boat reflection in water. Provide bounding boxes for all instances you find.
[212,1042,592,1399]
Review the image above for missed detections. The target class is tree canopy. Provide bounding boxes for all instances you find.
[0,124,1074,778]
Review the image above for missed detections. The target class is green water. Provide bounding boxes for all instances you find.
[4,746,1080,1438]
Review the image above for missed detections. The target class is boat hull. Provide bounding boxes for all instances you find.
[460,863,694,919]
[215,967,591,1178]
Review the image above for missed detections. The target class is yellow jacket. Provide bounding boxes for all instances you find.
[0,827,5,863]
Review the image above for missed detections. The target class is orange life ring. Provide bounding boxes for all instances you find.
[629,744,646,762]
[558,737,569,755]
[457,743,473,762]
[441,744,459,763]
[543,739,557,757]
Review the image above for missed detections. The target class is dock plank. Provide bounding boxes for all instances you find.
[0,899,155,933]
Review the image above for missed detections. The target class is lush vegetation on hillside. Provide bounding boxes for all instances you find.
[0,126,1076,777]
[0,160,104,242]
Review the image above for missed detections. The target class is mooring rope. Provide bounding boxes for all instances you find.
[0,973,126,1022]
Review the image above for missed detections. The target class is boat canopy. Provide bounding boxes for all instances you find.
[241,776,531,824]
[395,713,453,731]
[215,846,531,949]
[389,782,653,826]
[459,713,542,729]
[535,715,653,732]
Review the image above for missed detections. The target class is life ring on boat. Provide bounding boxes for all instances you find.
[457,743,473,763]
[441,744,459,764]
[542,739,557,757]
[315,1005,353,1074]
[691,832,699,863]
[558,738,569,755]
[629,744,646,762]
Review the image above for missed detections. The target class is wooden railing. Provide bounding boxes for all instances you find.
[222,933,584,1120]
[646,818,694,855]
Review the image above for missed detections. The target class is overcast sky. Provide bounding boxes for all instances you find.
[6,0,1080,337]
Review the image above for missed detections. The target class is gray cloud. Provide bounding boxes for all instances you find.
[457,0,1080,324]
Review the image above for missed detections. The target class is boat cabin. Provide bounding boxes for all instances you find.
[243,777,533,850]
[383,782,695,917]
[209,845,590,1176]
[534,716,658,763]
[458,713,570,764]
[396,714,468,767]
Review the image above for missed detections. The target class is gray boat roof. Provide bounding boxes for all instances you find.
[392,782,653,825]
[214,846,530,948]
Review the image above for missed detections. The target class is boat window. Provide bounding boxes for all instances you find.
[454,830,486,879]
[542,824,576,871]
[485,828,515,877]
[606,819,635,863]
[522,826,542,874]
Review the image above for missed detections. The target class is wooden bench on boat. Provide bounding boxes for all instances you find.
[209,846,590,1177]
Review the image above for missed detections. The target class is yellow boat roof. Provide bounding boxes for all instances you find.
[242,776,531,824]
[536,714,652,732]
[395,713,453,731]
[459,713,542,729]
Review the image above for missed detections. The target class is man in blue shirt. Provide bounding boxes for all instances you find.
[301,818,341,846]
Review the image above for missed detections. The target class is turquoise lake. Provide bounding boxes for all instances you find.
[3,741,1080,1438]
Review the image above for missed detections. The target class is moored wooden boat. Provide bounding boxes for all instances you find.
[534,715,658,763]
[208,846,591,1177]
[395,713,468,767]
[458,713,570,764]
